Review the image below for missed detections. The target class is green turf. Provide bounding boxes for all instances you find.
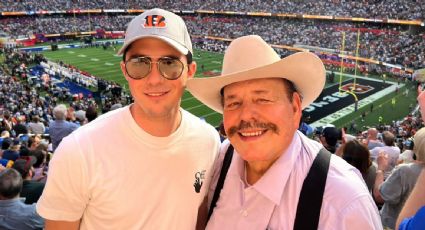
[43,47,225,126]
[41,46,415,129]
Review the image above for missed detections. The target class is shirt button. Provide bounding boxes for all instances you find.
[242,210,248,217]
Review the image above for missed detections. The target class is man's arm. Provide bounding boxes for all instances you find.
[396,169,425,229]
[45,219,80,230]
[373,151,388,204]
[417,85,425,122]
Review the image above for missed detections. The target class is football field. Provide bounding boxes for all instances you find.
[43,47,225,127]
[41,46,416,130]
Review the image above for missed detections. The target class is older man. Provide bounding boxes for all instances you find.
[188,35,382,229]
[48,104,78,151]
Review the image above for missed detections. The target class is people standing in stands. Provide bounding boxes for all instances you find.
[342,139,377,193]
[374,127,425,230]
[370,131,401,178]
[366,127,384,150]
[319,126,341,154]
[48,104,78,151]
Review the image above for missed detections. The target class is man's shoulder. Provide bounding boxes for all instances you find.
[395,163,424,175]
[182,109,219,135]
[71,107,128,136]
[23,180,45,190]
[324,155,370,202]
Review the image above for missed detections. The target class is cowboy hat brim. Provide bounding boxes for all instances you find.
[186,52,326,114]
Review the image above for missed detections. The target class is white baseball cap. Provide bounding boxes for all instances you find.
[118,8,193,56]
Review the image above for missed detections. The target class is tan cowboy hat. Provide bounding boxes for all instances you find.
[186,35,326,114]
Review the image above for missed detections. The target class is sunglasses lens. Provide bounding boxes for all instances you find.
[126,57,151,79]
[159,58,184,80]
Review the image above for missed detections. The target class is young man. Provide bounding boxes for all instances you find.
[187,35,382,229]
[37,8,220,229]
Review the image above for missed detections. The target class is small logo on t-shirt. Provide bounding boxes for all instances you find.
[193,170,206,193]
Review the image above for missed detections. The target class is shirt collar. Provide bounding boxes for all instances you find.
[230,131,303,205]
[0,198,21,207]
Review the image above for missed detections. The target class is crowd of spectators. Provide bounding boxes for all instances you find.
[1,0,424,20]
[0,15,130,36]
[1,43,425,230]
[186,15,425,70]
[0,48,127,155]
[1,14,424,70]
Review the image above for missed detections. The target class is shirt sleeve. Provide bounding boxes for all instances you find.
[36,134,89,221]
[332,195,383,230]
[380,167,403,205]
[417,90,425,122]
[399,206,425,230]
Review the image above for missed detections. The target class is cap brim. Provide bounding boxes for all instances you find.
[186,52,325,114]
[117,35,189,56]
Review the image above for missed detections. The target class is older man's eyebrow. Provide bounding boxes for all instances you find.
[224,94,237,101]
[252,89,270,95]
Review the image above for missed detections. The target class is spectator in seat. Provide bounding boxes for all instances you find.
[12,116,29,137]
[0,168,44,230]
[12,156,45,204]
[2,138,21,162]
[28,115,45,135]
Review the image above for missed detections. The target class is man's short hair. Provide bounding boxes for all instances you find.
[382,131,395,146]
[53,104,67,120]
[321,127,340,147]
[0,168,23,199]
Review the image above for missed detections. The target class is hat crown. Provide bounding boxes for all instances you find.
[120,8,192,55]
[222,35,280,76]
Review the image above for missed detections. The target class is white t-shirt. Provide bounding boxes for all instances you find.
[37,106,220,229]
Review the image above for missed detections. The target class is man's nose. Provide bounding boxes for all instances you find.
[145,62,164,85]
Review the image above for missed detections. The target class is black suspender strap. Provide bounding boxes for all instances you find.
[207,144,234,221]
[293,148,331,230]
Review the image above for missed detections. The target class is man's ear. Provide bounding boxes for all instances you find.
[292,92,302,128]
[120,61,130,81]
[187,61,197,80]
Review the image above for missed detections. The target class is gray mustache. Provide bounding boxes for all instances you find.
[226,120,279,137]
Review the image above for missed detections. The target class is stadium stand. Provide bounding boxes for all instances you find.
[0,0,424,20]
[1,14,424,70]
[1,1,425,228]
